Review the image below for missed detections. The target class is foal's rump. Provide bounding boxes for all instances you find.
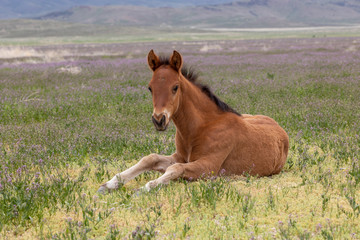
[222,114,289,177]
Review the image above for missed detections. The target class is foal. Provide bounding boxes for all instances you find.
[98,50,289,193]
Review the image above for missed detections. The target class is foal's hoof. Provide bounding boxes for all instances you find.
[97,185,110,195]
[140,186,151,193]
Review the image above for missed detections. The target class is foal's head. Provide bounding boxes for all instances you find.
[147,50,183,131]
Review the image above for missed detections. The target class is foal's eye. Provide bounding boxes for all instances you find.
[172,85,179,94]
[148,87,152,93]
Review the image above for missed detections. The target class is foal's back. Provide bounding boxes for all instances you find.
[221,113,289,177]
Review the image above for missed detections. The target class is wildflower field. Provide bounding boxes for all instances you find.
[1,37,360,239]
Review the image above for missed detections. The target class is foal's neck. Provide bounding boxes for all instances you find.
[171,76,221,138]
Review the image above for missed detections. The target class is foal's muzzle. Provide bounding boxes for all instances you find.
[152,114,168,131]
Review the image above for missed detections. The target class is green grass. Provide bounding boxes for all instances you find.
[1,19,360,46]
[0,36,360,239]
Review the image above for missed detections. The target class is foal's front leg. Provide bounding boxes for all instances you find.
[142,159,222,191]
[97,153,176,194]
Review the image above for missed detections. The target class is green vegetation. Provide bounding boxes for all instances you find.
[0,36,359,239]
[1,19,360,46]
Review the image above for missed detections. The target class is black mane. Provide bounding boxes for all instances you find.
[157,56,241,116]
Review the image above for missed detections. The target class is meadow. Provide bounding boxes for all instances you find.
[0,37,360,239]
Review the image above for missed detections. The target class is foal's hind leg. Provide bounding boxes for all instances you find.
[97,153,176,194]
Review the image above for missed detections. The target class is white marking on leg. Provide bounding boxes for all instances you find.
[105,174,122,189]
[105,160,149,190]
[143,163,184,191]
[143,180,157,192]
[101,154,176,191]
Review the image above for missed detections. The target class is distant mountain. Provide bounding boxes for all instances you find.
[34,0,360,28]
[0,0,232,19]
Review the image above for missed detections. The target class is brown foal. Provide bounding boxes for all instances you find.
[98,50,289,193]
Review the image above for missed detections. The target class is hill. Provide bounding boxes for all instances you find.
[35,0,360,28]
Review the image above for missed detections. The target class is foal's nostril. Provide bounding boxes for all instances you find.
[152,115,164,125]
[160,115,165,125]
[152,116,159,126]
[152,114,167,130]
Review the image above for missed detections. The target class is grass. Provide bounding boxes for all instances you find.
[1,19,360,46]
[0,36,360,239]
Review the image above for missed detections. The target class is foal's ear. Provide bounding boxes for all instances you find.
[148,49,161,71]
[169,50,183,72]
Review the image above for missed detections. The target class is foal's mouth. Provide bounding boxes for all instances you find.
[152,115,169,131]
[154,124,168,131]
